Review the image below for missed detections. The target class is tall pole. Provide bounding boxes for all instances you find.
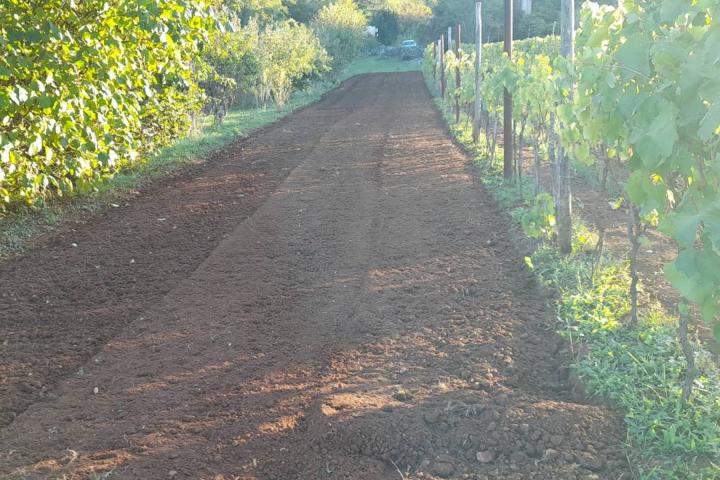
[454,23,461,123]
[439,34,446,98]
[448,26,453,50]
[473,2,482,142]
[560,0,575,61]
[503,0,513,180]
[555,0,575,254]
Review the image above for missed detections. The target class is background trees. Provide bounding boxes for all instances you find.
[313,0,368,68]
[371,9,400,45]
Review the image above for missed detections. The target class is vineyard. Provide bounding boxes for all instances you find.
[427,1,720,477]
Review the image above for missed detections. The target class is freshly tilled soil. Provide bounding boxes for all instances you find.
[0,73,628,479]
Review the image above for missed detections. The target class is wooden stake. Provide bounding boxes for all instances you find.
[454,23,461,123]
[503,0,513,180]
[555,0,575,254]
[439,35,446,98]
[432,41,437,81]
[472,2,482,142]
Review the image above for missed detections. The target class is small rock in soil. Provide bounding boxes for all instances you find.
[423,411,441,424]
[509,450,528,464]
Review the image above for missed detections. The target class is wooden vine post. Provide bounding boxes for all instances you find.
[555,0,574,254]
[454,23,461,123]
[472,2,482,142]
[503,0,513,180]
[439,34,446,97]
[432,41,437,82]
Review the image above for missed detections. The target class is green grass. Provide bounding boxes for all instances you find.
[338,55,421,78]
[426,71,720,479]
[0,56,414,259]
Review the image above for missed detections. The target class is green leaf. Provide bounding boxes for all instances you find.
[664,211,701,248]
[664,261,704,305]
[10,85,29,105]
[27,134,43,157]
[615,34,651,79]
[631,99,678,164]
[660,0,686,22]
[698,102,720,140]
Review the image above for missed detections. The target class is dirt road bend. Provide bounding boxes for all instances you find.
[0,73,627,479]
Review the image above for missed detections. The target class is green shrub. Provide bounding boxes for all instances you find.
[254,20,330,108]
[199,17,261,122]
[0,0,214,208]
[514,192,556,240]
[312,0,367,69]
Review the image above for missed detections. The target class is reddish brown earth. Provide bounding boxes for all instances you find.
[0,73,628,480]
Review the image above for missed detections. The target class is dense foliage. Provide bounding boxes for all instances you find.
[370,9,400,44]
[254,20,329,107]
[313,0,368,68]
[428,2,720,343]
[0,0,214,205]
[0,0,372,209]
[566,0,720,340]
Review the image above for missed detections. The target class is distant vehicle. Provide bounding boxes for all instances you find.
[400,39,419,60]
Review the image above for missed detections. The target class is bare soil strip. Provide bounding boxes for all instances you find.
[0,73,627,479]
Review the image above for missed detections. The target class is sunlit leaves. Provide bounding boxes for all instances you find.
[0,0,214,208]
[571,0,720,337]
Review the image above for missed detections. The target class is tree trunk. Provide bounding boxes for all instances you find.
[590,226,605,287]
[627,203,641,327]
[678,311,697,403]
[490,114,499,164]
[533,136,541,196]
[554,148,572,254]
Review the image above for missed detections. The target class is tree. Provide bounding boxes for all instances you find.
[312,0,367,68]
[255,20,329,107]
[370,9,400,44]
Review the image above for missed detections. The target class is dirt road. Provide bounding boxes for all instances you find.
[0,73,627,479]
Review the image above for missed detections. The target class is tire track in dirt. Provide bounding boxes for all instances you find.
[0,73,628,479]
[0,76,364,428]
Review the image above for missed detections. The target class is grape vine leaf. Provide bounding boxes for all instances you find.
[615,34,651,79]
[698,101,720,141]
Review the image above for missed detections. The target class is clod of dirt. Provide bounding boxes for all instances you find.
[432,455,456,478]
[476,450,496,463]
[544,448,561,461]
[577,451,605,471]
